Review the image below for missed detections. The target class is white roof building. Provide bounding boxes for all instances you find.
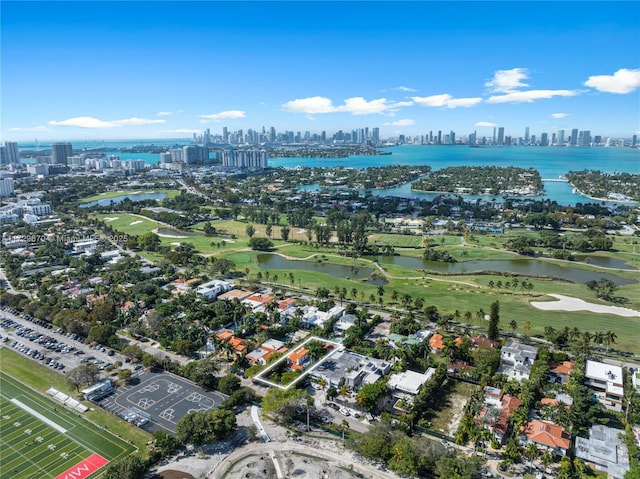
[388,368,435,396]
[585,360,624,412]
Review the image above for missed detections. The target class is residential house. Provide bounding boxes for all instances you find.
[550,361,575,385]
[520,419,571,456]
[246,339,287,365]
[477,386,521,444]
[584,360,624,412]
[429,333,462,354]
[499,340,538,382]
[288,348,310,371]
[575,424,630,479]
[388,368,435,412]
[312,350,391,390]
[196,280,233,301]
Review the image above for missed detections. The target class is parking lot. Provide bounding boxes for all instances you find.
[0,307,133,375]
[98,371,227,433]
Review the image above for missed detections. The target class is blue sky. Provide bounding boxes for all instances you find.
[2,1,639,142]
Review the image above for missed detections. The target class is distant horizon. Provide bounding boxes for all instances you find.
[2,1,639,142]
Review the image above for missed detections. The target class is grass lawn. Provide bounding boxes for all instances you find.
[79,189,178,203]
[0,370,136,479]
[369,233,423,248]
[425,380,477,437]
[0,348,151,455]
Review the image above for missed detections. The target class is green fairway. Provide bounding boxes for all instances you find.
[0,371,135,479]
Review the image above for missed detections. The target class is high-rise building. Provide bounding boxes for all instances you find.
[468,131,477,145]
[220,149,268,168]
[578,130,591,146]
[2,142,19,165]
[540,133,549,146]
[222,127,229,143]
[497,127,505,146]
[51,142,73,165]
[570,129,579,146]
[372,127,380,144]
[557,130,565,146]
[0,178,15,197]
[524,127,530,145]
[633,135,637,147]
[450,131,456,144]
[437,130,442,145]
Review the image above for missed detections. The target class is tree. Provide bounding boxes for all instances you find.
[102,455,147,479]
[245,224,256,238]
[138,231,161,251]
[523,320,532,333]
[280,224,290,242]
[509,320,518,332]
[487,300,500,341]
[356,381,388,412]
[339,384,351,401]
[265,224,273,239]
[262,387,309,423]
[66,363,101,392]
[585,278,617,300]
[248,237,273,250]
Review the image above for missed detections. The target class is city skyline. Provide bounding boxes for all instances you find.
[2,1,639,142]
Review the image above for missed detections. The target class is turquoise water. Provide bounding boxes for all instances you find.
[282,145,639,206]
[19,140,639,206]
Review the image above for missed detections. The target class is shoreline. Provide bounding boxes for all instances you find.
[568,182,638,204]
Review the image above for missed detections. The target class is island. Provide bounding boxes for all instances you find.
[411,165,543,196]
[566,169,640,202]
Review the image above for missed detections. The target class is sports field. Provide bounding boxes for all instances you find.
[0,371,135,479]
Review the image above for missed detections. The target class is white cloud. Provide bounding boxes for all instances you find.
[383,119,415,126]
[157,111,173,117]
[282,96,336,114]
[392,85,417,92]
[584,68,640,94]
[412,94,482,109]
[551,113,570,119]
[49,116,119,128]
[412,94,452,107]
[485,68,530,93]
[475,121,497,127]
[486,89,579,104]
[199,110,246,122]
[7,125,51,132]
[48,116,166,128]
[337,97,390,115]
[282,96,409,115]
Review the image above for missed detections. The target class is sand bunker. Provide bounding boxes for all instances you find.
[103,217,119,222]
[171,242,181,246]
[130,220,143,225]
[531,294,640,317]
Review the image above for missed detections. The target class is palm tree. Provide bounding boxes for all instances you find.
[510,320,518,332]
[341,419,350,444]
[464,311,473,324]
[390,290,398,302]
[350,288,358,300]
[339,384,351,402]
[603,330,617,352]
[523,320,531,333]
[316,377,328,404]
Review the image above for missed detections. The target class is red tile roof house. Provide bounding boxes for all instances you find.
[550,361,575,385]
[476,386,521,445]
[288,348,310,371]
[520,419,571,457]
